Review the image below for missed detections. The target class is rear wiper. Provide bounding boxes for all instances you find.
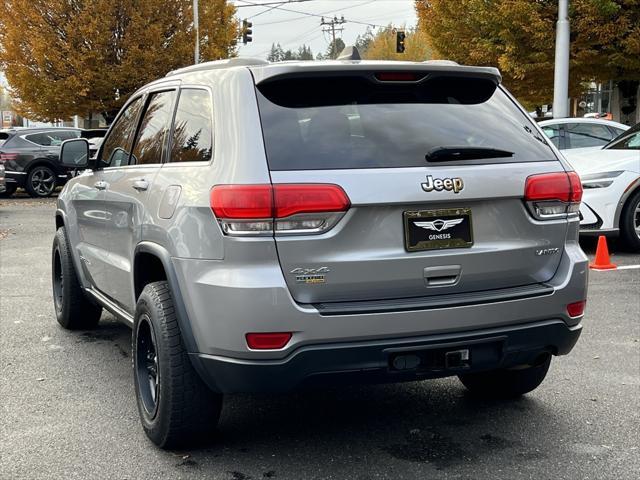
[425,146,514,162]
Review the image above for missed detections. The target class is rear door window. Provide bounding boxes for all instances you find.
[25,130,80,146]
[169,88,213,163]
[256,74,556,170]
[101,96,144,167]
[130,90,177,165]
[541,124,562,149]
[565,123,613,149]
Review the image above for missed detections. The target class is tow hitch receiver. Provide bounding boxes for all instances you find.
[445,349,470,369]
[387,339,503,373]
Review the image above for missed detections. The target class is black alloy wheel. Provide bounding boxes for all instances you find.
[135,314,160,418]
[27,166,56,197]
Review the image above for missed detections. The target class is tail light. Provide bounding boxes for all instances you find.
[0,152,18,164]
[211,184,350,236]
[246,332,292,350]
[567,300,586,318]
[524,171,582,220]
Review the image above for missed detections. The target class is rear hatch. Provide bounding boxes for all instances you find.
[253,67,571,304]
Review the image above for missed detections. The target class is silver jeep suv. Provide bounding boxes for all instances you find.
[53,55,588,449]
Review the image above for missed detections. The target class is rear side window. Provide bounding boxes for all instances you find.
[611,127,627,138]
[25,130,80,146]
[566,123,613,149]
[541,124,561,148]
[102,96,144,167]
[131,90,176,165]
[256,74,556,170]
[169,88,213,163]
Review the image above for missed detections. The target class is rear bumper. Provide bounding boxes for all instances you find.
[193,319,582,393]
[4,172,21,186]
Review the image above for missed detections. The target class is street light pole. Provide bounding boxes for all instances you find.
[553,0,570,118]
[193,0,199,64]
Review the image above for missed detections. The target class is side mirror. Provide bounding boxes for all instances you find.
[60,138,90,169]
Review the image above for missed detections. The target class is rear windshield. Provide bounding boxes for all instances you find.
[256,74,556,170]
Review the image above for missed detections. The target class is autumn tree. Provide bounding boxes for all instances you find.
[360,25,432,61]
[0,0,238,122]
[415,0,640,108]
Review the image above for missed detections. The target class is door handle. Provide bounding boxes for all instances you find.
[93,181,108,190]
[132,179,149,192]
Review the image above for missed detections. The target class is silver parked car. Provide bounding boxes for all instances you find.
[539,117,629,153]
[53,54,588,449]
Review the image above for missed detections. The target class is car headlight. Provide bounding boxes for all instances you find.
[581,170,624,189]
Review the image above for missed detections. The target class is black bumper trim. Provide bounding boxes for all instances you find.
[192,319,581,393]
[311,283,554,316]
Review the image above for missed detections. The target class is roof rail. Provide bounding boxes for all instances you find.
[166,57,269,77]
[337,45,361,61]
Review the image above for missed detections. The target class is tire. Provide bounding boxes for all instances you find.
[620,189,640,252]
[26,165,56,197]
[0,183,17,198]
[133,281,222,449]
[458,354,551,398]
[52,227,102,329]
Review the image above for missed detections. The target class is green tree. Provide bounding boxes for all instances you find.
[320,38,345,60]
[415,0,640,107]
[267,43,314,62]
[0,0,238,122]
[296,45,314,60]
[267,43,285,62]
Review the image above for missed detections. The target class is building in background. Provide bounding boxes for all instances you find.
[576,81,639,125]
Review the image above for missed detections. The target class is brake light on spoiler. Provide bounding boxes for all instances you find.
[210,184,350,236]
[524,171,583,220]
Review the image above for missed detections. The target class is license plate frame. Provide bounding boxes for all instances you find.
[404,207,474,252]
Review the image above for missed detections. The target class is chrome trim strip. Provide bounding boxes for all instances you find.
[85,288,134,326]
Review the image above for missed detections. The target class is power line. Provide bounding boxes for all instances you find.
[249,0,376,26]
[235,0,388,28]
[236,0,312,8]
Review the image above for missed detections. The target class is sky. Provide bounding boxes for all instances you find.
[231,0,418,58]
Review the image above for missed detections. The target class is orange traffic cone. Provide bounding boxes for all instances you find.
[589,235,617,270]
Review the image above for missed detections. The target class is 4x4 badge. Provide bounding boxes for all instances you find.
[421,175,464,194]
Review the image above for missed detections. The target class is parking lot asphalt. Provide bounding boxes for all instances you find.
[1,196,639,480]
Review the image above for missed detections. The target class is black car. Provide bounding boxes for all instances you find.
[0,127,106,198]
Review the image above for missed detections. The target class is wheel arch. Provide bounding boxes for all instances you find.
[133,242,199,354]
[27,158,62,176]
[614,177,640,228]
[55,209,65,230]
[54,209,87,289]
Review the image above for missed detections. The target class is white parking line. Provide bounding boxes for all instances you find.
[591,264,640,271]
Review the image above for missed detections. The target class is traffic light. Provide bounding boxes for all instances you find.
[396,31,405,53]
[242,19,253,45]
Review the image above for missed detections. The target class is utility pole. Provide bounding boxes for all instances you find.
[552,0,569,118]
[321,16,346,59]
[193,0,199,64]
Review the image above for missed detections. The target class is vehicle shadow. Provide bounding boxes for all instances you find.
[71,315,571,477]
